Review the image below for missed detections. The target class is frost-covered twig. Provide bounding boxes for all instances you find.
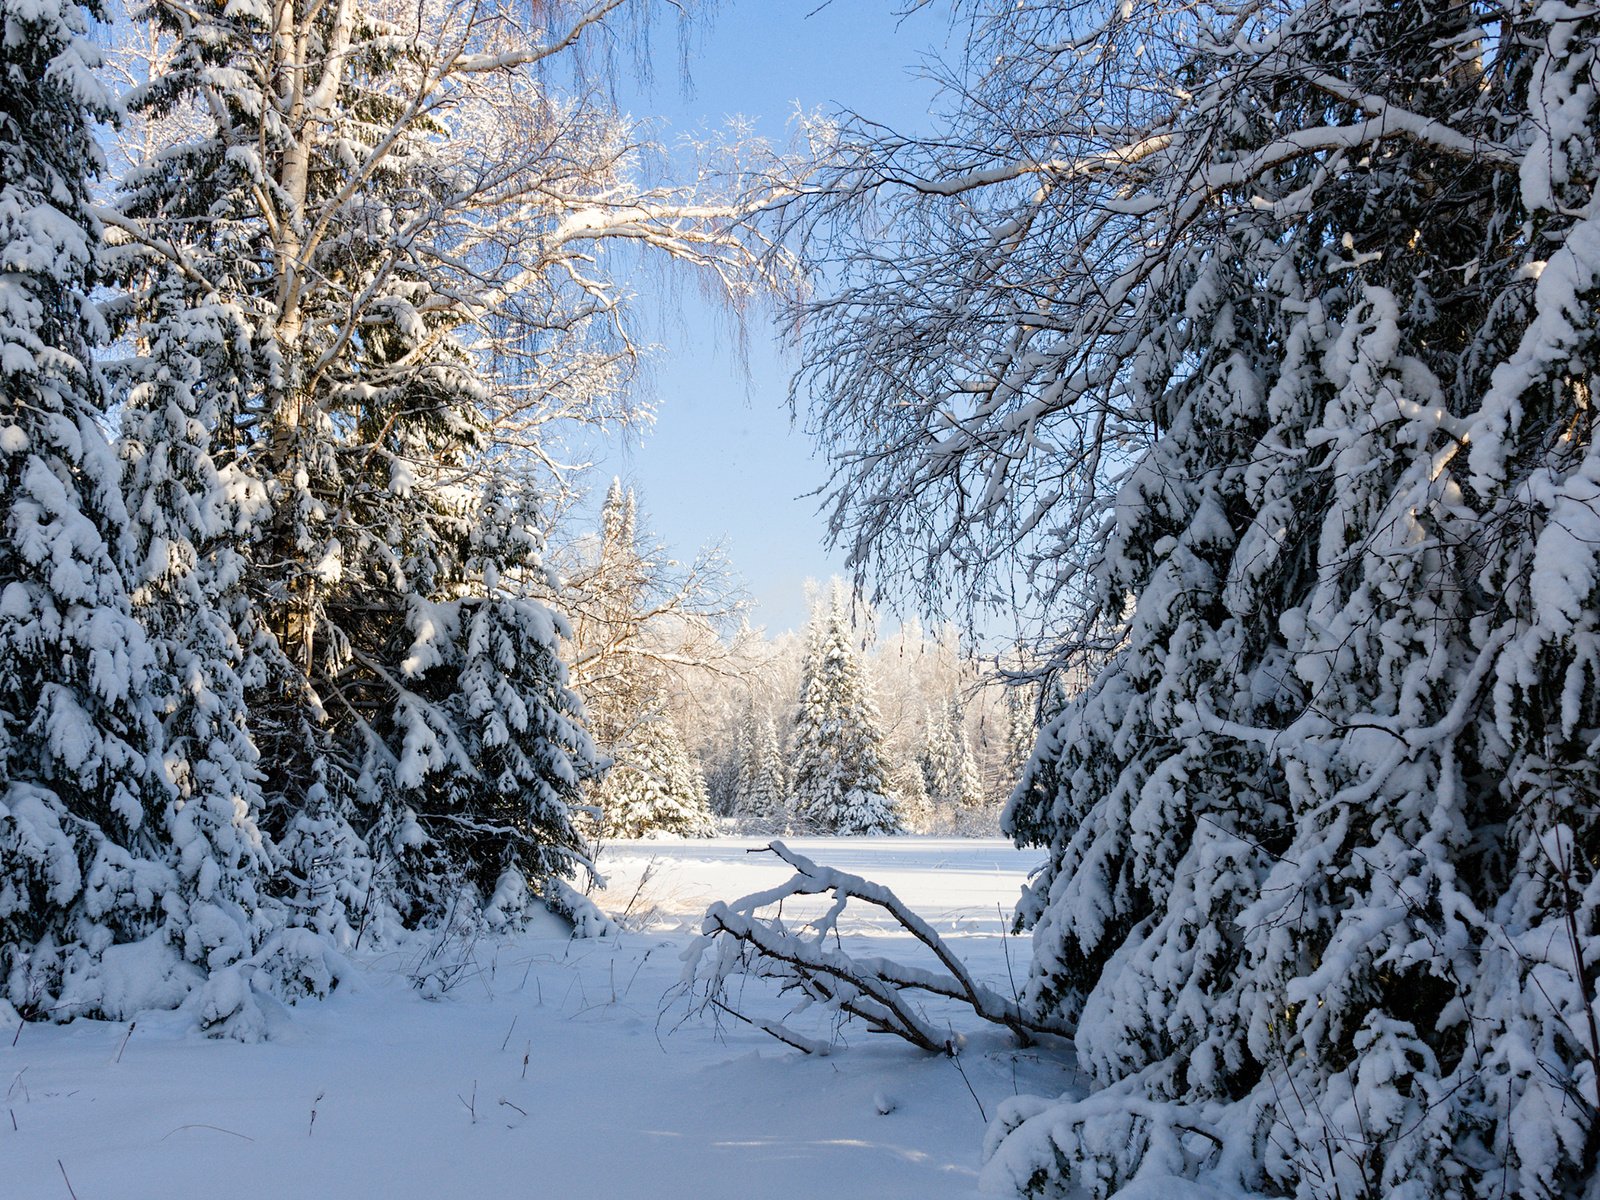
[683,841,1066,1056]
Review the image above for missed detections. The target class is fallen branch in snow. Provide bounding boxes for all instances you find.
[683,841,1067,1056]
[160,1124,255,1142]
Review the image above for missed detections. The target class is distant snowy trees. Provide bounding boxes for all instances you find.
[564,480,728,838]
[790,585,899,835]
[676,584,1019,835]
[789,0,1600,1196]
[596,710,715,839]
[0,0,790,1026]
[919,698,982,826]
[734,713,788,831]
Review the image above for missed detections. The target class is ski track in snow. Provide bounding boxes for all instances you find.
[4,838,1069,1200]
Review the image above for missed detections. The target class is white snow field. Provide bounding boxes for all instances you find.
[6,838,1073,1200]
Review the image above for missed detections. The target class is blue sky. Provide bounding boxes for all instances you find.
[598,2,956,634]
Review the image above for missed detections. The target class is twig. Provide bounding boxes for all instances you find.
[457,1081,478,1123]
[998,903,1022,1007]
[57,1160,79,1200]
[949,1042,987,1122]
[621,948,652,1000]
[309,1090,324,1136]
[617,859,660,928]
[114,1021,136,1064]
[706,996,832,1056]
[499,1015,518,1053]
[498,1098,528,1117]
[1551,834,1600,1108]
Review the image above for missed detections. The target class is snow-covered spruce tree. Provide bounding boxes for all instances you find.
[890,760,934,834]
[1001,685,1037,789]
[385,525,602,918]
[726,705,756,816]
[0,0,178,1020]
[945,701,986,831]
[920,697,984,827]
[112,269,281,985]
[112,0,783,933]
[567,480,651,771]
[1005,672,1073,850]
[735,712,789,832]
[567,488,740,846]
[791,0,1600,1195]
[595,708,714,839]
[918,702,954,814]
[789,586,899,835]
[705,701,748,817]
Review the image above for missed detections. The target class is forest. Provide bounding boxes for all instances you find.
[4,0,1600,1197]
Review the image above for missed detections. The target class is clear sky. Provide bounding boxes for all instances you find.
[597,2,957,635]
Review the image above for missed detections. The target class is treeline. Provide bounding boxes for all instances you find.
[696,587,1049,836]
[562,485,1052,837]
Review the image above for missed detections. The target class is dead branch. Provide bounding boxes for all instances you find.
[684,841,1068,1056]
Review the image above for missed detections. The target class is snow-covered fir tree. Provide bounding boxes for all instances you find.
[889,761,934,834]
[568,480,650,767]
[706,700,747,817]
[1001,685,1037,788]
[0,0,175,1019]
[567,480,739,838]
[789,586,899,835]
[920,697,983,821]
[596,709,715,839]
[917,703,953,811]
[733,711,788,832]
[350,481,602,923]
[113,269,279,985]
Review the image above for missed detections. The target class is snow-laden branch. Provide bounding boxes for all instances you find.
[856,134,1176,198]
[682,841,1067,1055]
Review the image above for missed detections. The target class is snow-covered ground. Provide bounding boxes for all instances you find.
[6,838,1072,1199]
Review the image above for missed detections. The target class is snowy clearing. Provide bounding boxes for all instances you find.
[5,838,1068,1200]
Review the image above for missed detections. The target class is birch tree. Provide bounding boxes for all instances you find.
[563,479,745,835]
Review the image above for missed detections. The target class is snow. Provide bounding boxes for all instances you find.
[5,837,1061,1199]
